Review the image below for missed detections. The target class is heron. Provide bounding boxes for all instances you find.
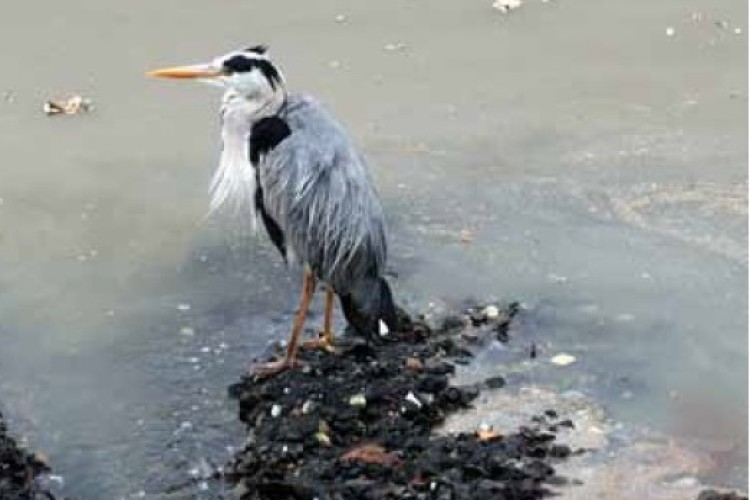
[148,46,398,377]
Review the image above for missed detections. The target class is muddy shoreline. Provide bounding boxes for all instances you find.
[0,411,53,499]
[2,306,747,499]
[225,303,579,499]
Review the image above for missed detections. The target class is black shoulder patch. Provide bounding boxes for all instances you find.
[249,116,291,165]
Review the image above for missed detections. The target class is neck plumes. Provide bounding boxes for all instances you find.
[208,88,285,218]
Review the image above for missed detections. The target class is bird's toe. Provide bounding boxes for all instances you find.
[253,358,303,379]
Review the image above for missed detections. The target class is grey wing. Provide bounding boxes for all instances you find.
[258,116,387,293]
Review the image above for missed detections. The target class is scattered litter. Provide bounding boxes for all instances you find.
[301,400,315,414]
[715,20,730,30]
[176,421,193,434]
[459,228,474,243]
[547,273,568,284]
[550,353,577,366]
[348,394,367,407]
[225,304,572,498]
[315,431,331,447]
[340,443,401,466]
[270,404,282,418]
[483,305,500,319]
[672,475,699,488]
[492,0,523,13]
[405,357,423,371]
[43,95,92,116]
[404,391,422,409]
[379,319,390,336]
[383,42,406,52]
[476,424,502,442]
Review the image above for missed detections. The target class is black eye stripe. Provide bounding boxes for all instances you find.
[223,55,258,73]
[222,56,282,90]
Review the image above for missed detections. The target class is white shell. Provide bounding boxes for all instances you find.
[550,353,577,366]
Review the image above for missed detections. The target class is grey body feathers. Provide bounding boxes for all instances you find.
[256,94,388,296]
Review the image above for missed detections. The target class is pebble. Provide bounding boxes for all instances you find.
[405,357,424,371]
[383,42,406,52]
[176,303,191,312]
[270,404,282,418]
[349,394,367,407]
[666,27,676,37]
[315,431,331,447]
[550,353,576,366]
[301,400,315,414]
[405,391,422,408]
[483,305,500,319]
[672,476,700,488]
[492,0,522,13]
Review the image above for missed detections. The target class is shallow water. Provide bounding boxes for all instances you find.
[0,0,746,497]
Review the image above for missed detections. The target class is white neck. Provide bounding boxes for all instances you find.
[208,88,285,218]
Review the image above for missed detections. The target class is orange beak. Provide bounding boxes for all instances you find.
[146,64,223,80]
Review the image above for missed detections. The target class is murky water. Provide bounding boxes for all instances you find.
[0,0,746,497]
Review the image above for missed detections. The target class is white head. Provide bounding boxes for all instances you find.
[148,45,287,217]
[148,45,285,104]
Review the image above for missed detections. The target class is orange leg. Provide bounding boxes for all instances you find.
[255,268,315,378]
[321,287,336,347]
[303,287,337,352]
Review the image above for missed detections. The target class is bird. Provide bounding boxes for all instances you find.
[147,45,398,377]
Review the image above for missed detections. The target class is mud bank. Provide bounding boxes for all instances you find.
[0,411,52,500]
[225,304,582,499]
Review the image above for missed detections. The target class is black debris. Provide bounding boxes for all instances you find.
[0,411,54,500]
[226,304,573,499]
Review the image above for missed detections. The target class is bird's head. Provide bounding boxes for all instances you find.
[147,45,285,100]
[148,46,286,216]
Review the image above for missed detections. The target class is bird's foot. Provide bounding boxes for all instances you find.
[253,357,303,379]
[302,332,338,353]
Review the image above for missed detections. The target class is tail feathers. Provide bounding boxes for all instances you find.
[339,277,398,341]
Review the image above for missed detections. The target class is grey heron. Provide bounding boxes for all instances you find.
[148,46,398,377]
